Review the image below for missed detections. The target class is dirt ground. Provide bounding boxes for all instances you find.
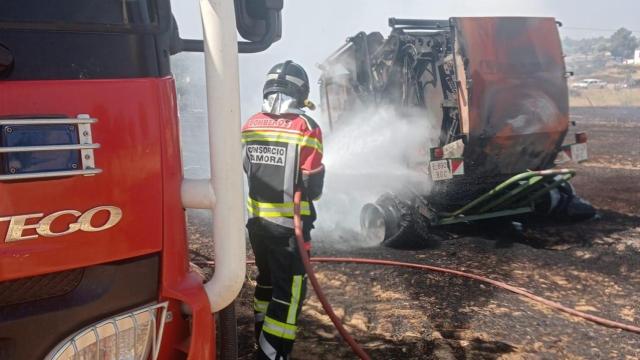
[188,107,640,360]
[570,88,640,107]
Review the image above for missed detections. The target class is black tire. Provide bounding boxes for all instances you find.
[361,193,437,250]
[534,181,596,221]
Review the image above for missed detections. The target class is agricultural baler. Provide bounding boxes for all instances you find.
[319,17,596,248]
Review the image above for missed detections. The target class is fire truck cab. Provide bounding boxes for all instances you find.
[0,1,281,359]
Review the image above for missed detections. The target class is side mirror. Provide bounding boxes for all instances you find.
[235,0,283,53]
[174,0,284,54]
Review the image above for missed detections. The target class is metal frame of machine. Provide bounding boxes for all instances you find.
[320,17,594,248]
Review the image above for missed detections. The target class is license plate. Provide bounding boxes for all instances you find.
[555,148,571,164]
[429,160,453,181]
[571,143,588,162]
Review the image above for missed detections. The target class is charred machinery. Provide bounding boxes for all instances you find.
[319,17,596,248]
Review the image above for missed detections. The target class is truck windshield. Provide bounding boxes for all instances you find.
[0,0,157,30]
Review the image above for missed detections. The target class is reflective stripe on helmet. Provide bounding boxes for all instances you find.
[266,73,306,87]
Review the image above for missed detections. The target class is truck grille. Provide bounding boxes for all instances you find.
[0,269,83,307]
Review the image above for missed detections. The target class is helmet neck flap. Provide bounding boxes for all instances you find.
[262,92,304,115]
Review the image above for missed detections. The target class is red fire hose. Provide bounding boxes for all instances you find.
[308,257,640,335]
[293,190,372,360]
[196,193,640,359]
[293,189,640,354]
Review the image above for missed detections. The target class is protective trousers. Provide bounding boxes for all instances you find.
[249,232,308,360]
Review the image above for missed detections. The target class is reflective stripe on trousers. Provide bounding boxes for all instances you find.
[263,316,297,340]
[259,331,285,360]
[250,232,308,359]
[287,275,303,324]
[254,298,269,322]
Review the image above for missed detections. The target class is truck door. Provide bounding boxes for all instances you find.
[0,1,176,358]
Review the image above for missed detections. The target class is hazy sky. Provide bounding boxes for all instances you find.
[171,0,640,118]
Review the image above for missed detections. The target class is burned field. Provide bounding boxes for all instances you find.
[189,107,640,359]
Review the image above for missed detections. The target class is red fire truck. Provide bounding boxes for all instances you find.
[0,1,281,359]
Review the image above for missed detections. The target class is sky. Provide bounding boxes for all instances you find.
[171,0,640,119]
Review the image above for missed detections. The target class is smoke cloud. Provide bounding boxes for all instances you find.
[313,107,436,248]
[171,54,438,249]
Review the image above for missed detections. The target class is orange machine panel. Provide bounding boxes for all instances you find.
[454,17,569,176]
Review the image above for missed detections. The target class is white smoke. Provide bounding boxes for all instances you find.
[313,107,437,248]
[170,56,439,249]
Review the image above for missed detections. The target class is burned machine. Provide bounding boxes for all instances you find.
[319,17,595,248]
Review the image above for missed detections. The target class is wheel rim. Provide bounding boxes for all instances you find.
[360,203,386,244]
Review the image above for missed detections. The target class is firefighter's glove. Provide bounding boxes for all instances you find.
[302,166,325,201]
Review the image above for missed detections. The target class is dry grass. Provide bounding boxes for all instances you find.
[570,88,640,107]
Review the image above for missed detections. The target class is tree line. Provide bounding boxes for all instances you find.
[563,28,638,59]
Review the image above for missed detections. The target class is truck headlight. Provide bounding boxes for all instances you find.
[46,302,169,360]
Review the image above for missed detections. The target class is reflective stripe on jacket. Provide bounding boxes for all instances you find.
[242,112,324,234]
[246,198,311,218]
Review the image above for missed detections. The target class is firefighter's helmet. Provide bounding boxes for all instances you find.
[263,60,310,104]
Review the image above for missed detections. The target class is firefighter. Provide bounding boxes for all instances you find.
[242,60,325,360]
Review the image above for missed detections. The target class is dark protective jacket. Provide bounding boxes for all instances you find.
[242,112,325,237]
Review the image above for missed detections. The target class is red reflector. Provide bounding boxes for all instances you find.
[431,147,444,160]
[575,132,588,144]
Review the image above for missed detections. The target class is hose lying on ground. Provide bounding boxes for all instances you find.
[309,257,640,335]
[195,192,640,359]
[197,254,640,359]
[197,255,640,333]
[293,190,372,360]
[195,253,640,334]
